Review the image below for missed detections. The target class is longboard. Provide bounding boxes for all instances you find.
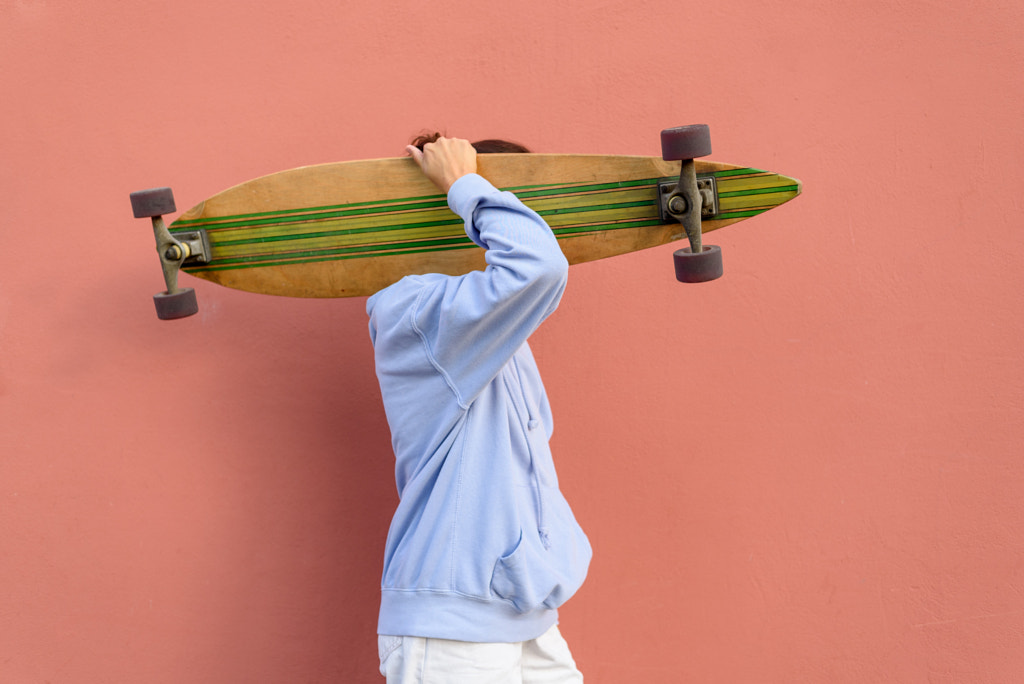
[161,154,800,299]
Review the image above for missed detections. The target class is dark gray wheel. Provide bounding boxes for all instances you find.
[153,288,198,320]
[673,245,723,283]
[661,125,712,161]
[130,187,176,218]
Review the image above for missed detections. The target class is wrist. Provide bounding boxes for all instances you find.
[442,172,467,194]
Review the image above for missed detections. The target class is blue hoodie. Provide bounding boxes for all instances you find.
[366,173,592,643]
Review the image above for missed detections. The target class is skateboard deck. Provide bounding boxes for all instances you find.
[162,154,801,298]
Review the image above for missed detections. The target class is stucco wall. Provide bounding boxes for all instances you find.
[2,1,1022,681]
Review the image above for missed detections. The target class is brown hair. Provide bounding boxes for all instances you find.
[410,132,530,154]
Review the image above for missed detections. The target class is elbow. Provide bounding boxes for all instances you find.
[531,249,569,293]
[551,250,570,286]
[488,236,569,296]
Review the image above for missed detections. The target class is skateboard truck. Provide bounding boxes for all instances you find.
[129,187,210,320]
[658,125,723,283]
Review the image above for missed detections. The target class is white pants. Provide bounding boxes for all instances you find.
[378,625,583,683]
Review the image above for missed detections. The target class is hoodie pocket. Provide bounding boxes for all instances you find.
[489,520,591,614]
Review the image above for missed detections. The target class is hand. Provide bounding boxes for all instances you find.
[406,137,477,194]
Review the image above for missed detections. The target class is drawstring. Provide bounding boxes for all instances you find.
[511,355,550,549]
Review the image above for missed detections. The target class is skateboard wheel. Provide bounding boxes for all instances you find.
[661,125,712,161]
[153,288,198,320]
[673,245,723,283]
[130,187,176,218]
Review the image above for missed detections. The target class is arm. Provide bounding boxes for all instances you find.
[408,138,568,407]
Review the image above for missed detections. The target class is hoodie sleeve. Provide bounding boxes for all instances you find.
[410,173,568,408]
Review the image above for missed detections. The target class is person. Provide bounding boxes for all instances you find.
[366,135,592,683]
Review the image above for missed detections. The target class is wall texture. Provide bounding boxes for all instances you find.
[2,0,1022,681]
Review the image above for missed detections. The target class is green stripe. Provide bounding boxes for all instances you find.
[718,208,769,219]
[719,184,799,199]
[538,200,654,217]
[213,217,463,247]
[713,167,766,178]
[552,219,662,236]
[508,177,664,197]
[187,241,477,273]
[173,199,450,231]
[194,236,474,269]
[172,195,447,228]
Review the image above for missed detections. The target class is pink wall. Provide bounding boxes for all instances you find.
[2,0,1022,681]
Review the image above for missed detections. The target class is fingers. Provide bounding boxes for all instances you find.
[407,136,477,194]
[405,145,424,166]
